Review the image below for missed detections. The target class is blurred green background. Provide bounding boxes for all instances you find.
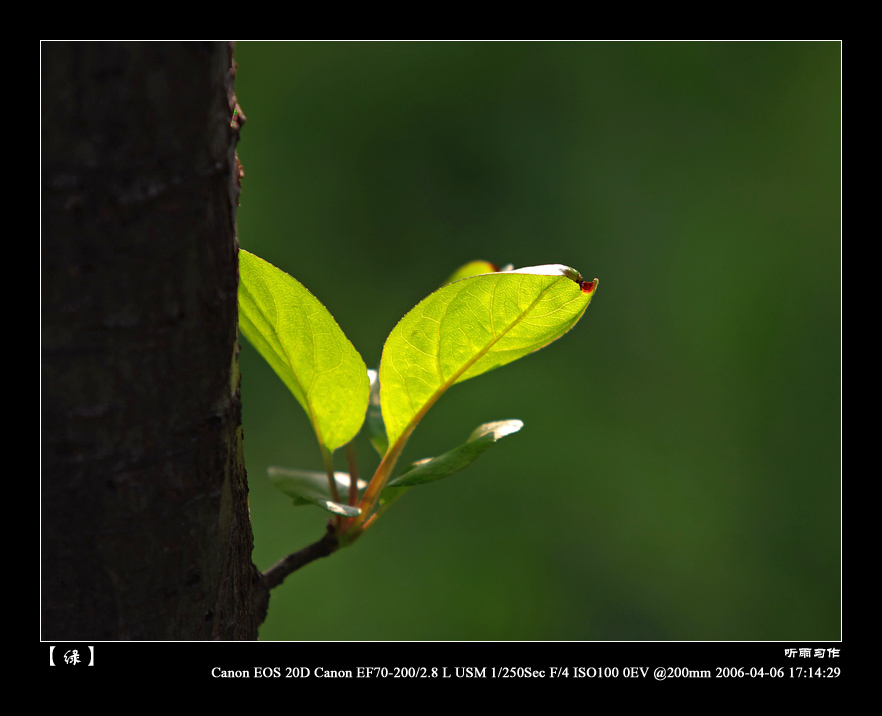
[233,41,840,641]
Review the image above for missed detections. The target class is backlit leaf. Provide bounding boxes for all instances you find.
[379,266,597,451]
[238,250,370,454]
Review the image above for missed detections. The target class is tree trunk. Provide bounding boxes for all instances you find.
[41,41,262,640]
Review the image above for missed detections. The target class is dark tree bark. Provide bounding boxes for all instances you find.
[41,41,263,640]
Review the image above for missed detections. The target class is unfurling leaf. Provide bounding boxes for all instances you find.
[386,419,524,489]
[375,420,523,516]
[366,369,388,456]
[268,466,366,517]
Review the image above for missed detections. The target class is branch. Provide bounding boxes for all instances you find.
[252,526,340,627]
[261,526,339,590]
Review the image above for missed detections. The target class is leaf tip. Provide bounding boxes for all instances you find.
[581,278,598,295]
[469,418,524,442]
[503,264,590,289]
[495,419,524,438]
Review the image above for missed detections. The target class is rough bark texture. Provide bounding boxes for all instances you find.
[41,41,261,640]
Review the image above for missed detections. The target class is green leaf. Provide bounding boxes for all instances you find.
[268,466,366,517]
[238,250,370,454]
[385,419,523,489]
[379,265,597,451]
[368,263,507,456]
